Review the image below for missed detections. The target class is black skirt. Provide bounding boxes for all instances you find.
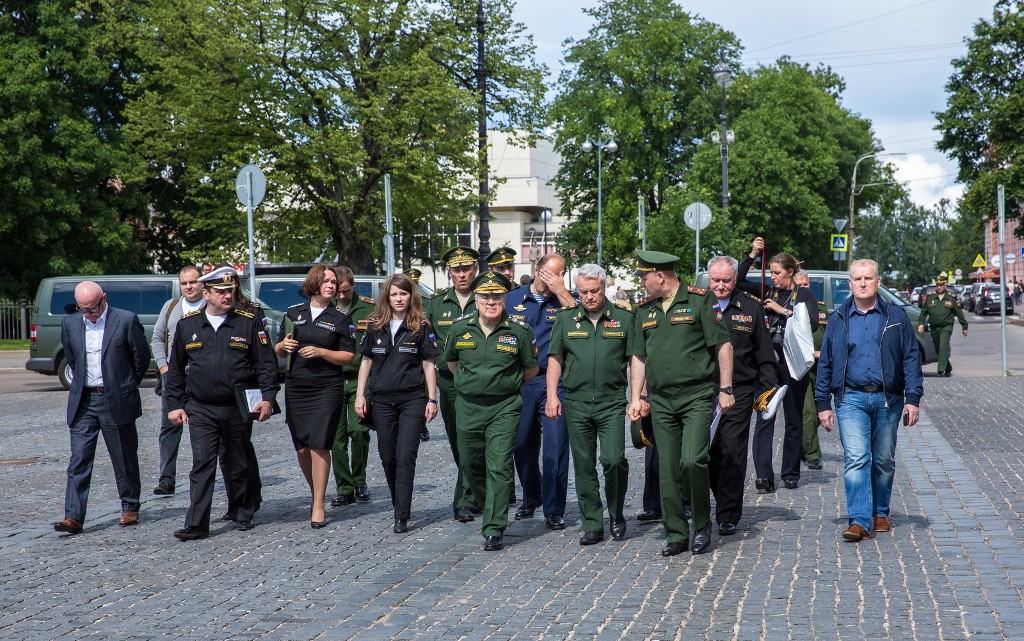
[284,375,345,450]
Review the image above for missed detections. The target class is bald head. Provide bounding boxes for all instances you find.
[74,281,106,319]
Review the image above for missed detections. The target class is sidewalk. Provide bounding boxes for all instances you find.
[0,349,27,371]
[0,377,1021,640]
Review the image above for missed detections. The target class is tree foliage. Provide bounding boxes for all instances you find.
[856,192,952,285]
[0,1,151,298]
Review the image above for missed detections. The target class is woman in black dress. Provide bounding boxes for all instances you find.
[274,265,356,528]
[355,273,438,534]
[737,237,819,492]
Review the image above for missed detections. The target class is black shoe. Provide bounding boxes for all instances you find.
[580,530,604,545]
[692,524,712,555]
[174,526,208,541]
[454,507,475,523]
[484,535,503,551]
[636,509,662,523]
[235,520,254,531]
[755,478,776,493]
[545,515,566,530]
[311,520,326,529]
[419,426,430,442]
[661,541,688,556]
[806,459,823,470]
[611,519,627,540]
[718,522,737,536]
[221,512,236,522]
[470,504,483,514]
[152,481,174,495]
[783,480,799,490]
[394,519,408,534]
[331,493,355,506]
[515,504,536,520]
[355,486,370,502]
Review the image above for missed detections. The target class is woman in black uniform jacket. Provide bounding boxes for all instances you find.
[737,237,819,491]
[274,265,356,528]
[355,273,438,534]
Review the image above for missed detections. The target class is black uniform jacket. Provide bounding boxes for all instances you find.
[359,318,439,400]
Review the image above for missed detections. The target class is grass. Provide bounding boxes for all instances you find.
[0,339,29,350]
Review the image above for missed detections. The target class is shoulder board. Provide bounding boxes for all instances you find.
[558,302,579,312]
[638,296,656,307]
[288,302,305,309]
[687,285,708,296]
[509,316,531,330]
[741,291,761,303]
[613,299,633,312]
[180,309,202,319]
[454,311,476,322]
[359,295,374,304]
[233,309,255,319]
[434,287,449,296]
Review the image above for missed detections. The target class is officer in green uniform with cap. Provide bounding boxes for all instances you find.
[443,271,538,552]
[917,274,968,377]
[425,246,481,522]
[547,263,635,546]
[485,247,519,292]
[627,249,734,556]
[330,266,375,506]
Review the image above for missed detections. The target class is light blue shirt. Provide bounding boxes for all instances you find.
[82,307,109,387]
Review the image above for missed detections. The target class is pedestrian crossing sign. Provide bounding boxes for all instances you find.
[830,234,848,252]
[972,254,987,268]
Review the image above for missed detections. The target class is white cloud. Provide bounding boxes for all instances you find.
[887,153,964,211]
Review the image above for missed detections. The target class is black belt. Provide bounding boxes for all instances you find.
[83,386,105,394]
[848,385,881,392]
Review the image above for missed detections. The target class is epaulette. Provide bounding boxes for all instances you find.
[288,302,305,309]
[741,291,762,304]
[557,302,579,312]
[454,310,476,322]
[233,308,255,319]
[509,316,531,330]
[432,287,449,297]
[359,295,374,304]
[613,299,633,312]
[638,296,656,307]
[180,309,202,319]
[687,285,708,296]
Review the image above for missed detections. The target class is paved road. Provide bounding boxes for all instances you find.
[1,324,1023,640]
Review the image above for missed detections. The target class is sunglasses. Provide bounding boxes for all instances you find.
[77,296,105,314]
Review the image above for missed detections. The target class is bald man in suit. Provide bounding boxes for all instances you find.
[53,281,150,534]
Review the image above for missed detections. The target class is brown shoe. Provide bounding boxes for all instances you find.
[53,517,83,534]
[842,524,870,542]
[873,516,891,533]
[119,511,139,527]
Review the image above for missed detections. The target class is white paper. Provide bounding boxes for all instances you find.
[244,389,262,412]
[709,403,723,443]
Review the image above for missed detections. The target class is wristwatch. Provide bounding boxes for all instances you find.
[639,394,650,402]
[427,399,438,405]
[720,386,734,395]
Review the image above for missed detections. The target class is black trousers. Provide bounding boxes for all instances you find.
[642,442,661,513]
[752,345,809,484]
[709,384,756,524]
[374,396,424,520]
[184,402,257,531]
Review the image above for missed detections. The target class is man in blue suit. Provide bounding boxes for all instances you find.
[53,281,150,534]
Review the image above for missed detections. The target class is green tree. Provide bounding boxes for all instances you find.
[119,0,546,273]
[936,0,1024,231]
[548,0,739,269]
[0,2,151,298]
[856,190,952,285]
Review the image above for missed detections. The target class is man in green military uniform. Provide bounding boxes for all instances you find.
[443,271,538,551]
[795,270,826,470]
[331,266,375,506]
[426,245,480,522]
[485,247,519,292]
[627,250,734,556]
[546,263,635,546]
[917,275,968,377]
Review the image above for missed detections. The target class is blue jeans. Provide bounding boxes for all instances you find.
[835,389,902,530]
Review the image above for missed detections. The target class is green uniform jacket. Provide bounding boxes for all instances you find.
[426,287,476,374]
[549,299,636,402]
[342,295,375,392]
[442,311,538,400]
[918,292,967,329]
[629,285,729,392]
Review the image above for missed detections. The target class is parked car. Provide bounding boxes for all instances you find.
[693,268,937,364]
[916,284,938,309]
[964,282,986,312]
[975,283,1014,315]
[910,286,923,305]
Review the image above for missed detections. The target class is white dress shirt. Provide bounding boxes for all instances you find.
[83,307,109,387]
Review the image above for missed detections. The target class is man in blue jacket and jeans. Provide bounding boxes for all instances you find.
[815,259,923,542]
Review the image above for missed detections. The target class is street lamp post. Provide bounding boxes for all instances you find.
[581,138,617,266]
[540,208,552,254]
[848,146,905,262]
[712,52,734,211]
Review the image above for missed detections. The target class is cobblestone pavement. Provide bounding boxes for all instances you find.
[1,377,1023,641]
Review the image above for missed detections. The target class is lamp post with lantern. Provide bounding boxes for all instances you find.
[581,138,617,267]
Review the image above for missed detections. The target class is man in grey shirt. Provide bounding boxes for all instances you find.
[151,265,205,495]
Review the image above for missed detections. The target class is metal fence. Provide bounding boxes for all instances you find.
[0,302,34,340]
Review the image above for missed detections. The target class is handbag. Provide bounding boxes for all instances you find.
[358,328,408,430]
[783,301,815,380]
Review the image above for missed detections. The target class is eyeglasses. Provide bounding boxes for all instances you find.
[77,296,105,314]
[475,293,505,302]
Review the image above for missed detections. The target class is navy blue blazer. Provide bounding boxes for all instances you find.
[60,306,150,426]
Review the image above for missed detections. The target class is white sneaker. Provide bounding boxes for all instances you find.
[760,384,789,420]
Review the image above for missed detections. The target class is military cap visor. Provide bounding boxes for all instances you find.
[404,268,422,281]
[471,271,512,294]
[199,266,238,290]
[633,249,679,277]
[486,247,517,266]
[443,246,479,267]
[630,415,654,449]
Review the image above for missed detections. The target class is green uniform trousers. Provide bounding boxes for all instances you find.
[331,385,371,495]
[438,374,476,510]
[801,367,821,462]
[930,324,954,375]
[456,394,521,538]
[564,398,628,533]
[650,382,714,544]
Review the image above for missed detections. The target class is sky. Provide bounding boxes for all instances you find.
[510,0,992,210]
